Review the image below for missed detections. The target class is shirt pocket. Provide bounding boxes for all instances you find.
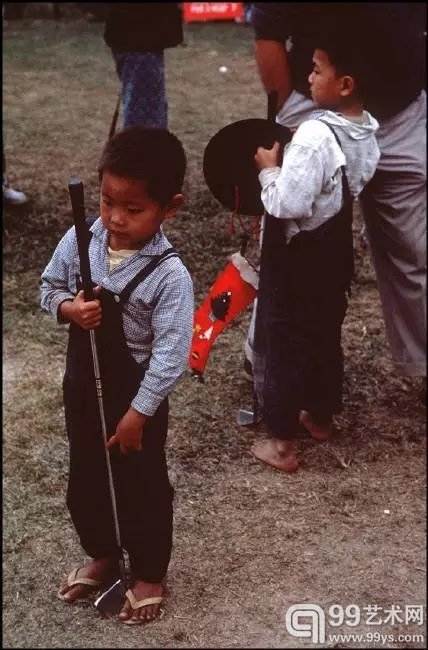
[122,298,153,348]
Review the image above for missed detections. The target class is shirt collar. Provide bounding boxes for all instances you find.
[91,218,171,257]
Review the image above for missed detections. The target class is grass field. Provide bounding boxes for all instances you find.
[3,12,426,649]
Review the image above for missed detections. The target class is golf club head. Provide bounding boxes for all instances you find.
[94,578,127,617]
[237,408,258,427]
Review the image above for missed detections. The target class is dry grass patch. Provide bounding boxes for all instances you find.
[3,16,426,649]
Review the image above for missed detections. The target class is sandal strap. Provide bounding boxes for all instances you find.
[125,589,163,610]
[67,567,101,589]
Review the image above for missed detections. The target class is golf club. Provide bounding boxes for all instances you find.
[108,92,121,141]
[236,91,278,427]
[68,178,128,617]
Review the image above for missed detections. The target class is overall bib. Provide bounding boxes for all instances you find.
[63,248,177,582]
[262,124,354,439]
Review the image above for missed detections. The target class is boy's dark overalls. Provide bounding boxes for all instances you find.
[260,123,354,438]
[63,247,176,582]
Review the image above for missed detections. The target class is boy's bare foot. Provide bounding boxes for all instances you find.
[119,580,164,624]
[299,410,332,440]
[58,557,117,603]
[250,438,299,472]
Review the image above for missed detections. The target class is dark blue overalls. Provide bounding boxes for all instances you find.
[261,123,354,439]
[63,247,177,582]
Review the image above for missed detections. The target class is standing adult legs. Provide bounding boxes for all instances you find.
[360,170,426,377]
[113,52,167,129]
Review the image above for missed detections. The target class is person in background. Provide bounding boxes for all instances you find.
[3,147,29,208]
[248,3,426,389]
[103,3,183,129]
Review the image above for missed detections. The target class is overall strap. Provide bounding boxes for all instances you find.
[317,120,355,293]
[317,120,351,200]
[119,247,179,304]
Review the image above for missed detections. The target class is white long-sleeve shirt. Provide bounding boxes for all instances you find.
[258,110,380,242]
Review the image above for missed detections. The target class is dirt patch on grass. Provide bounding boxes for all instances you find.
[3,17,426,649]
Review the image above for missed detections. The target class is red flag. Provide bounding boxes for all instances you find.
[190,252,257,377]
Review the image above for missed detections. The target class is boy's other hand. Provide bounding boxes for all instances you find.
[254,141,280,170]
[65,287,102,329]
[106,408,147,454]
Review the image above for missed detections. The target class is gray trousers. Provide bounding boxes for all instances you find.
[246,90,427,378]
[360,91,426,377]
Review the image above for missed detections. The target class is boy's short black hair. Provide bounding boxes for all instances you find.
[98,126,186,206]
[313,28,369,101]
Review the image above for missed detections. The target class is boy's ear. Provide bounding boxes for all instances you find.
[340,75,355,97]
[163,193,184,220]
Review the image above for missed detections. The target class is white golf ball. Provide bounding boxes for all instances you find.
[219,66,228,73]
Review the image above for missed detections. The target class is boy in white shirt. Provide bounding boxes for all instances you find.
[250,34,380,472]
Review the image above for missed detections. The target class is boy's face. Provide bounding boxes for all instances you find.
[308,49,350,109]
[100,171,182,250]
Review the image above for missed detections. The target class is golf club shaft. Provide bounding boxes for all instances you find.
[248,91,278,422]
[89,330,123,549]
[68,179,127,585]
[108,92,121,141]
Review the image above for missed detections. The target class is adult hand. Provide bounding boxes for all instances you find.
[254,141,280,170]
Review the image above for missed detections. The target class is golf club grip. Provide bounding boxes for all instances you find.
[68,179,94,301]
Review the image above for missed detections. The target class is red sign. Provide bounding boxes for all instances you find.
[183,3,244,23]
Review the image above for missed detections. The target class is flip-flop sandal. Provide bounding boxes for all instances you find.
[57,567,102,602]
[121,589,163,625]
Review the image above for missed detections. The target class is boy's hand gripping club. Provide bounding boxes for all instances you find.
[68,179,128,616]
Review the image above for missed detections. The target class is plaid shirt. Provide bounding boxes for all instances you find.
[40,218,194,416]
